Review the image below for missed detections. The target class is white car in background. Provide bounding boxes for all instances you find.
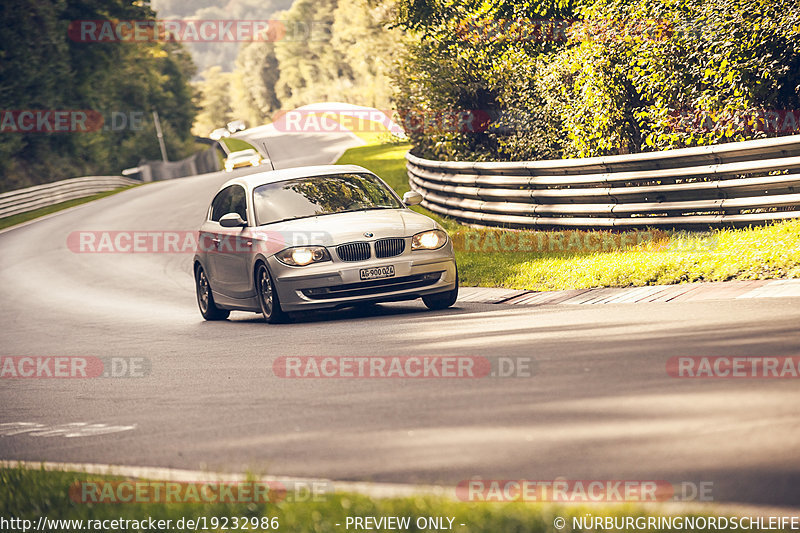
[209,127,230,140]
[227,119,247,133]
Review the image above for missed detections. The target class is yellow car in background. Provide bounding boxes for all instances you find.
[224,149,262,172]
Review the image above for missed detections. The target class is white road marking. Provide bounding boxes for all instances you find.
[0,422,135,438]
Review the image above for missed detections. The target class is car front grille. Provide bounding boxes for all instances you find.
[301,272,443,300]
[375,238,405,258]
[336,242,371,262]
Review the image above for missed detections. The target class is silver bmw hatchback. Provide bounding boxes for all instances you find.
[193,165,458,323]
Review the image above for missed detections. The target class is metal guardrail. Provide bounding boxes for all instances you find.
[0,176,140,219]
[407,134,800,228]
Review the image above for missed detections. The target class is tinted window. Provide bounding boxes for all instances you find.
[209,185,247,222]
[229,185,247,221]
[252,173,402,226]
[209,187,232,222]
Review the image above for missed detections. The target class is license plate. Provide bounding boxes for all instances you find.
[360,265,395,280]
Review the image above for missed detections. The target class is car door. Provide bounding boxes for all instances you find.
[207,184,254,299]
[199,185,232,289]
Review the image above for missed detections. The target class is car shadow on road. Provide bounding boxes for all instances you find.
[225,302,474,325]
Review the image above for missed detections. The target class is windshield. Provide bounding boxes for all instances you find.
[229,150,257,160]
[253,173,403,225]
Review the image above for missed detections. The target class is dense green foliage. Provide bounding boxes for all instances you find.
[392,0,582,161]
[7,0,798,189]
[393,0,800,160]
[278,0,399,110]
[194,0,402,135]
[150,0,293,74]
[0,0,198,191]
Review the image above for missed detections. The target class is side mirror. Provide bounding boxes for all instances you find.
[402,191,423,206]
[219,212,246,227]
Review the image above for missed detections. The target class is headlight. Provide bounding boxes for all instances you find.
[276,246,331,266]
[411,229,448,250]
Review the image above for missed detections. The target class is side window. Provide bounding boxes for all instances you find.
[229,185,248,222]
[209,187,233,222]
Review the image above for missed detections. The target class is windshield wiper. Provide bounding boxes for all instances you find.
[346,205,396,212]
[261,206,396,225]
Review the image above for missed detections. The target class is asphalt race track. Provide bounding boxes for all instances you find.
[1,129,799,509]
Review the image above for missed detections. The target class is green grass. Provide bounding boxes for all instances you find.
[220,137,258,152]
[1,466,739,533]
[454,222,800,290]
[335,117,404,145]
[337,141,412,192]
[336,142,800,291]
[0,185,141,231]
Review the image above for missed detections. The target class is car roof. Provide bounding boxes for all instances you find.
[216,164,374,192]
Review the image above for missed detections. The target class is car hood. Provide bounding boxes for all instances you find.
[252,209,439,247]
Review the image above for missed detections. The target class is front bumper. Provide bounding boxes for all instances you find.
[267,244,457,311]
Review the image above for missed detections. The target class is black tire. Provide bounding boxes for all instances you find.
[256,262,288,324]
[422,273,459,310]
[195,264,230,320]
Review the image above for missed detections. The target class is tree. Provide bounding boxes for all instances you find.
[391,0,585,160]
[234,39,282,125]
[391,0,800,161]
[193,66,235,136]
[1,0,199,191]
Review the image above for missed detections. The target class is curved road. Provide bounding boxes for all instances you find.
[1,129,799,509]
